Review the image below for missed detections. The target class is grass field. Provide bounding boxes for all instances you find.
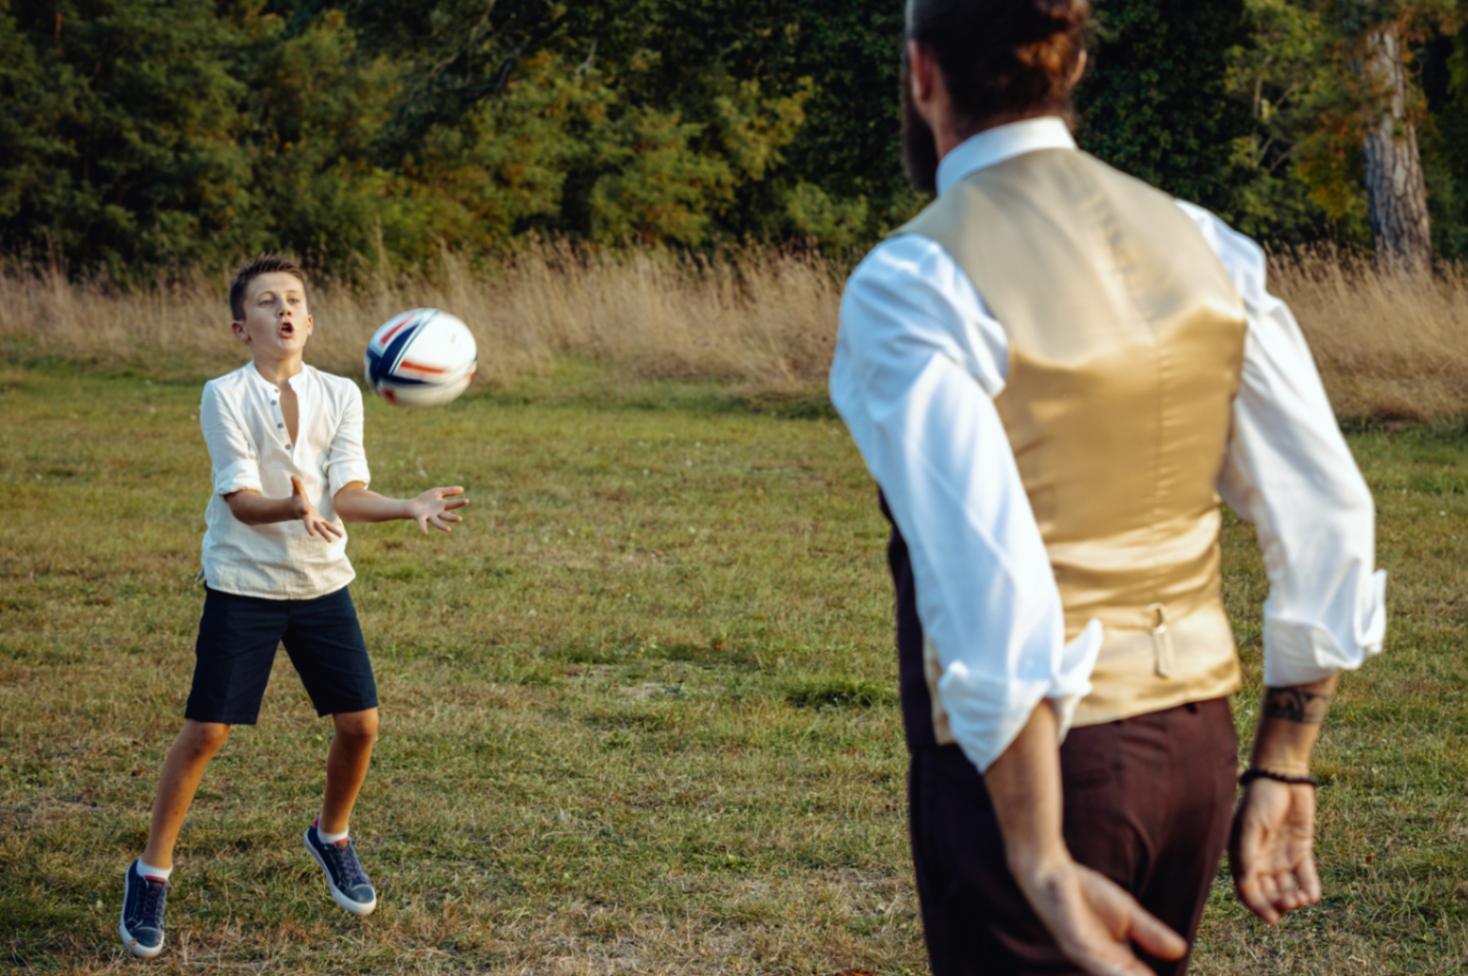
[1,363,1465,975]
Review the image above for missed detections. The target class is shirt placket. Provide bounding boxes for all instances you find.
[266,384,294,457]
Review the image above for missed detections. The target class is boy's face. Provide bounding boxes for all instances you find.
[231,271,314,360]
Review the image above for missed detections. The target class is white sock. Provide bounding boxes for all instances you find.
[316,825,349,844]
[137,859,172,882]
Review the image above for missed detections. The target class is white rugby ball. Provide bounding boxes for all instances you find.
[364,308,477,407]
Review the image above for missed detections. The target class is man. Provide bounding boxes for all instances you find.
[828,2,1386,973]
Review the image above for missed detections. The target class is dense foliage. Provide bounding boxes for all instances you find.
[2,0,1467,278]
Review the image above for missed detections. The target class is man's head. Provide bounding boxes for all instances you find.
[902,0,1091,192]
[228,254,314,362]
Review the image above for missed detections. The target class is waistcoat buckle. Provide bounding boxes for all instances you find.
[1148,603,1176,678]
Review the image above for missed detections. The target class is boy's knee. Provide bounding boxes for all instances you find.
[182,720,230,756]
[333,709,378,743]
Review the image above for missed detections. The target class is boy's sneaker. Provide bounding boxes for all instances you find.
[304,820,377,916]
[119,860,169,958]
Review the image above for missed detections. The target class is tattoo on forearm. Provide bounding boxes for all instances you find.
[1263,687,1332,724]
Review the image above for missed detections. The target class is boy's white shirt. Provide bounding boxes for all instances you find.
[199,361,371,599]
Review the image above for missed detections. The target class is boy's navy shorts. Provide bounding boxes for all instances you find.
[185,586,378,725]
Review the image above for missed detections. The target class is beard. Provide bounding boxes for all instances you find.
[901,58,939,195]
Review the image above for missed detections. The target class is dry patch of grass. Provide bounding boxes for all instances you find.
[1,244,1463,422]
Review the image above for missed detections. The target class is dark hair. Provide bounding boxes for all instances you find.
[905,0,1090,132]
[228,253,308,320]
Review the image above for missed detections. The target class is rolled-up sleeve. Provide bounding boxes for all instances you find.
[1179,202,1387,686]
[200,382,262,496]
[324,383,371,497]
[830,236,1102,772]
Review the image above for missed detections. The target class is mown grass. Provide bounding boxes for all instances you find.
[0,363,1464,975]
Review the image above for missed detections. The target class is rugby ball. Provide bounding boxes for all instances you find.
[364,308,477,407]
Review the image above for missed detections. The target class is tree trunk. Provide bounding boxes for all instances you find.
[1358,22,1432,272]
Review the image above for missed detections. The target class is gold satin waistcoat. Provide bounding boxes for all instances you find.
[900,148,1248,727]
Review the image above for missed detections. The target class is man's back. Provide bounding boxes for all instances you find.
[898,147,1249,725]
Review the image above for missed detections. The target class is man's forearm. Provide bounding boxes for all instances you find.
[1249,674,1339,775]
[983,701,1068,875]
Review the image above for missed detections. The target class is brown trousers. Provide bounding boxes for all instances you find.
[909,698,1238,976]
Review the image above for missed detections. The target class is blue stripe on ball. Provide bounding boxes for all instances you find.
[382,321,421,374]
[365,346,388,386]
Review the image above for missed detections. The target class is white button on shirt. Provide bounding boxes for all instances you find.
[830,117,1387,773]
[199,362,371,600]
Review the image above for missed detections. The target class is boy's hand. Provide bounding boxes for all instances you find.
[291,476,343,541]
[406,486,468,534]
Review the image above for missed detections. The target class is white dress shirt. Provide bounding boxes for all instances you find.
[830,117,1387,773]
[199,362,372,600]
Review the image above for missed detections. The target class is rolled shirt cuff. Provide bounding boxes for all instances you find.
[326,462,371,498]
[940,619,1104,772]
[213,459,262,496]
[1047,619,1104,744]
[1263,569,1387,686]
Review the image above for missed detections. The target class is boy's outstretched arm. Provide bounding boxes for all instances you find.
[333,482,468,534]
[226,477,342,540]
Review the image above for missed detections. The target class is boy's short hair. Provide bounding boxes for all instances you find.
[229,254,308,320]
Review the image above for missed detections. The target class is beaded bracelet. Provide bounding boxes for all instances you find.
[1240,767,1319,788]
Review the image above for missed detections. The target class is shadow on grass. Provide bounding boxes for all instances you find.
[783,676,896,710]
[1,893,90,969]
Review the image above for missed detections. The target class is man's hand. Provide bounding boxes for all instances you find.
[1231,675,1337,923]
[986,702,1186,976]
[1014,857,1188,976]
[290,476,343,541]
[405,485,468,534]
[1229,779,1321,923]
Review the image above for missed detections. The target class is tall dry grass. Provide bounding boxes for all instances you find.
[0,243,841,398]
[1,243,1464,422]
[1269,248,1468,423]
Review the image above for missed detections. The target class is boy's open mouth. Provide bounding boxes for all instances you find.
[278,322,296,337]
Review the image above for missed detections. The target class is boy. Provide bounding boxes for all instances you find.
[119,254,469,958]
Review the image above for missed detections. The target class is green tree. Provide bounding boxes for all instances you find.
[228,5,409,272]
[1327,0,1460,268]
[1225,0,1369,245]
[330,0,820,249]
[8,0,1468,278]
[3,0,253,276]
[1421,19,1468,257]
[1078,0,1257,223]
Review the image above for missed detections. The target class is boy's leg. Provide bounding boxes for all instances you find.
[321,707,379,834]
[141,721,232,869]
[284,587,380,915]
[121,588,284,957]
[304,708,380,916]
[161,587,283,858]
[122,722,229,959]
[282,587,378,833]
